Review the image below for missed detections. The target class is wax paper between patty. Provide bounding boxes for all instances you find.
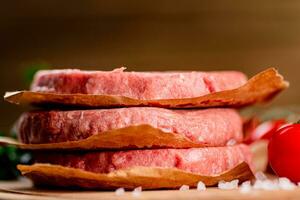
[17,162,254,189]
[0,125,203,150]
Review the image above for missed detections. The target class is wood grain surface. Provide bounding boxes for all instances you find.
[0,178,300,200]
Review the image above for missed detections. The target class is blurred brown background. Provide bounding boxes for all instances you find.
[0,0,299,133]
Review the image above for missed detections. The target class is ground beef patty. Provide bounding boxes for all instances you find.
[31,68,247,100]
[34,144,252,176]
[17,107,242,146]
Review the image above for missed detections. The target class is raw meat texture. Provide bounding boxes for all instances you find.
[34,144,253,176]
[31,68,247,100]
[17,108,243,147]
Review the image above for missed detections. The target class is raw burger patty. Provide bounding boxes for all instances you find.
[31,68,247,100]
[17,107,243,146]
[34,144,252,176]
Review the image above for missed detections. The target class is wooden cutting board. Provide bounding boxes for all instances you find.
[0,178,299,200]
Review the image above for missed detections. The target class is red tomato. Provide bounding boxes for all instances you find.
[268,123,300,182]
[244,119,286,144]
[260,119,287,140]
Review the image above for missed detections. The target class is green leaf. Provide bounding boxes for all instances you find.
[23,62,50,85]
[0,147,5,156]
[0,132,32,180]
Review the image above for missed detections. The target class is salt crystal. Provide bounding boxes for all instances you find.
[179,185,190,191]
[115,188,125,196]
[278,177,296,190]
[226,139,237,146]
[239,181,252,193]
[253,179,278,190]
[255,171,267,181]
[218,179,239,190]
[197,181,206,191]
[252,180,262,190]
[132,186,142,197]
[20,153,31,163]
[240,177,297,192]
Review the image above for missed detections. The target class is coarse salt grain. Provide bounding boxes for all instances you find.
[197,181,206,191]
[255,171,267,181]
[179,185,190,191]
[253,179,279,190]
[115,188,125,196]
[239,181,252,193]
[132,186,142,197]
[278,177,296,190]
[218,179,239,190]
[239,177,297,192]
[226,139,237,146]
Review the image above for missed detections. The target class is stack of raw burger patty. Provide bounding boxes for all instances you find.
[17,68,253,188]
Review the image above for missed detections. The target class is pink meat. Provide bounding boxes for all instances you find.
[34,144,252,175]
[17,108,243,146]
[31,68,247,100]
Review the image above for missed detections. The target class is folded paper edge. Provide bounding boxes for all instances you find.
[3,68,289,108]
[0,125,203,150]
[17,162,254,189]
